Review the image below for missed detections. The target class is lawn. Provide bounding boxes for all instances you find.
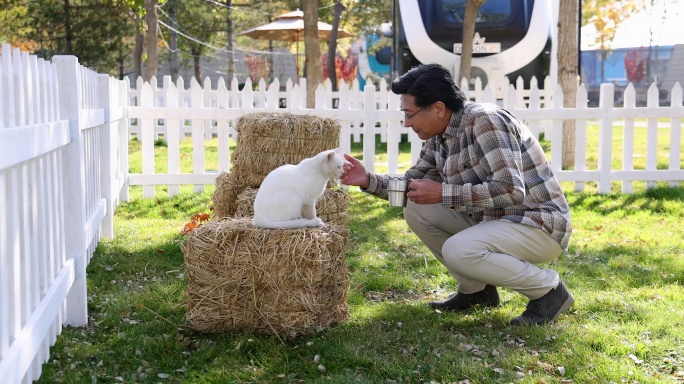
[36,128,684,383]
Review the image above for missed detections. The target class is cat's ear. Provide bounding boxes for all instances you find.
[326,151,336,161]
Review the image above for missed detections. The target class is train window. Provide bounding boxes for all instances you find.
[440,0,513,26]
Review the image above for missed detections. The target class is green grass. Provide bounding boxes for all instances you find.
[36,186,684,383]
[35,129,684,383]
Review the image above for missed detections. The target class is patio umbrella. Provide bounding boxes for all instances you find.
[240,9,352,79]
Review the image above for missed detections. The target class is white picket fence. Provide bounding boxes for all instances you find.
[1,44,683,383]
[0,45,127,383]
[125,74,682,196]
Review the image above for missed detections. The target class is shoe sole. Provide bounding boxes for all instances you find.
[428,301,500,311]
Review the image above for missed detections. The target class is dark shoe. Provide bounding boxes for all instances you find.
[429,285,500,311]
[510,280,575,326]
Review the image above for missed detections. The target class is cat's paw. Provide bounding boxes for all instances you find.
[310,218,324,227]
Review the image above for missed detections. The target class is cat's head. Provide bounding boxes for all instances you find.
[320,148,345,179]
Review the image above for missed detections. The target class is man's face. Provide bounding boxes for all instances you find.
[400,94,445,140]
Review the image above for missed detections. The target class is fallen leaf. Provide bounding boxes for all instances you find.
[628,354,643,364]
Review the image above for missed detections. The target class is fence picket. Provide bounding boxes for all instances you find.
[548,85,563,174]
[167,82,181,196]
[324,78,333,109]
[315,83,326,109]
[266,79,279,112]
[9,167,21,345]
[13,48,26,127]
[598,83,615,193]
[36,58,47,124]
[0,173,8,361]
[573,85,589,192]
[622,84,637,193]
[363,84,376,172]
[387,89,401,175]
[203,77,213,141]
[191,79,205,193]
[19,165,30,327]
[0,50,4,129]
[377,79,388,142]
[217,82,230,173]
[646,83,660,189]
[141,83,155,198]
[527,80,541,138]
[670,83,683,188]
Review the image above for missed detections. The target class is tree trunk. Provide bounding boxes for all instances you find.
[225,0,234,82]
[558,0,578,169]
[302,0,323,108]
[168,0,179,82]
[327,0,344,91]
[133,13,144,80]
[63,0,73,54]
[458,0,485,85]
[193,51,202,83]
[145,0,158,82]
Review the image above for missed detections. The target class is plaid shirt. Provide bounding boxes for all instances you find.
[365,101,572,249]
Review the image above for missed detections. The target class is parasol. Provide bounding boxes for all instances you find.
[240,9,352,79]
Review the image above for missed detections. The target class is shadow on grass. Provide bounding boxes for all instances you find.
[568,186,684,217]
[562,243,684,289]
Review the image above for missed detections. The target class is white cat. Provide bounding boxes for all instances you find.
[253,149,345,229]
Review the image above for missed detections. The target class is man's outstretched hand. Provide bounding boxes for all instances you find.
[340,154,370,189]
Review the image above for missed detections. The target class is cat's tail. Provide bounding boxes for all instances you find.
[253,217,324,229]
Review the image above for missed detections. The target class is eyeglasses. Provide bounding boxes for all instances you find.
[400,108,424,122]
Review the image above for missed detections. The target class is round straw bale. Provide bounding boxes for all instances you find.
[230,112,341,188]
[233,187,351,226]
[182,218,350,335]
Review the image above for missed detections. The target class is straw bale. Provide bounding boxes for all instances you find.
[232,187,351,226]
[182,219,350,335]
[230,113,340,188]
[213,172,241,219]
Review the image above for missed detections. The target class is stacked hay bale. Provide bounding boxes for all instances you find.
[183,112,351,336]
[213,113,346,222]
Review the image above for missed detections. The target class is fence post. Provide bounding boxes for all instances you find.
[363,83,376,172]
[53,55,88,326]
[98,75,114,239]
[120,78,130,203]
[669,83,683,188]
[597,83,615,194]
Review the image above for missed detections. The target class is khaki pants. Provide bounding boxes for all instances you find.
[404,200,563,300]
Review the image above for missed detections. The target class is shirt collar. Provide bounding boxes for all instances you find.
[442,101,469,138]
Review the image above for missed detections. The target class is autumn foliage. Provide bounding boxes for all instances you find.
[322,49,358,84]
[181,213,211,235]
[624,48,647,84]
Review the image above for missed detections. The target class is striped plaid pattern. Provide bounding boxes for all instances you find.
[366,102,572,249]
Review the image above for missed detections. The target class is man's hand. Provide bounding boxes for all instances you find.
[407,179,442,204]
[341,154,370,189]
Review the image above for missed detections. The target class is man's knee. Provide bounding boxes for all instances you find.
[442,235,487,274]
